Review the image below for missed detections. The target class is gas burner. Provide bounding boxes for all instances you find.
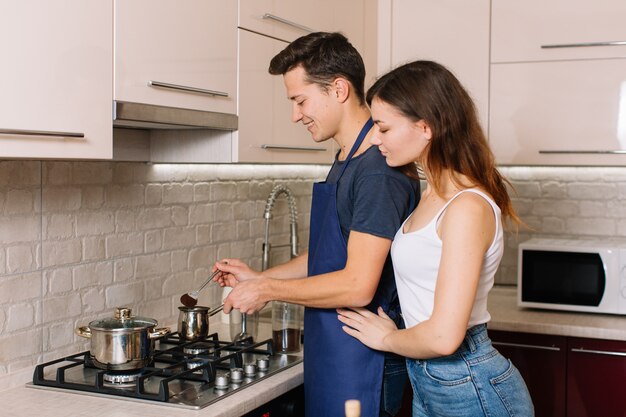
[183,343,212,355]
[103,370,142,387]
[229,368,244,383]
[186,358,208,371]
[214,373,230,389]
[244,363,257,376]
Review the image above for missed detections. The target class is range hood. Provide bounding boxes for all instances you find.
[113,101,238,131]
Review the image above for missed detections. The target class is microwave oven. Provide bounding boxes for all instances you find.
[518,238,626,315]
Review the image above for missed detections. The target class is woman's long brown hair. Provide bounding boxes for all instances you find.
[367,61,521,227]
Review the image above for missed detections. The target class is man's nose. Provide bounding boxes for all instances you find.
[291,103,303,123]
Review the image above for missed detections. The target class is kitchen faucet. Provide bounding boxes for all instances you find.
[262,184,299,270]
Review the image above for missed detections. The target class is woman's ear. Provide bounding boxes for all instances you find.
[416,120,433,141]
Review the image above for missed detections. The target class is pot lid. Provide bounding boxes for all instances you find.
[88,307,158,331]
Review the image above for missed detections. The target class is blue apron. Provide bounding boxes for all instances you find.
[304,118,384,417]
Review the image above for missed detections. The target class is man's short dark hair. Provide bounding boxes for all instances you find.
[268,32,366,104]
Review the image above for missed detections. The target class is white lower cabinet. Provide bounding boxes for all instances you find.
[234,30,335,163]
[0,0,113,159]
[489,59,626,165]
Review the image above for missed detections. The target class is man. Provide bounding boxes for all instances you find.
[215,32,420,417]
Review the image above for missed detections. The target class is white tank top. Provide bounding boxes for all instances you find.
[391,189,503,328]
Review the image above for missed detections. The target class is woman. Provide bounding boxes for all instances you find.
[337,61,534,417]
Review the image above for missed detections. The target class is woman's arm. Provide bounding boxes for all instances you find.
[339,192,496,359]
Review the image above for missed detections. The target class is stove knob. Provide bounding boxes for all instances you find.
[256,357,269,371]
[244,363,257,376]
[215,373,230,389]
[230,368,244,383]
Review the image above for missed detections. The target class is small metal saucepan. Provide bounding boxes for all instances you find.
[177,304,224,341]
[76,307,170,370]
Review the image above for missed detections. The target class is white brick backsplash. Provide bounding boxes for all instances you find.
[44,214,74,239]
[193,183,211,202]
[112,163,135,184]
[5,189,35,214]
[0,272,41,304]
[6,245,36,274]
[72,162,112,185]
[46,268,73,294]
[81,186,105,209]
[171,250,188,273]
[0,328,42,362]
[163,227,196,250]
[83,236,106,261]
[579,201,607,217]
[210,182,237,201]
[5,303,34,332]
[236,220,250,240]
[137,207,172,230]
[73,262,113,289]
[0,249,5,275]
[171,206,189,226]
[43,162,71,185]
[531,200,579,217]
[211,222,236,243]
[567,182,617,200]
[540,217,566,234]
[144,276,164,300]
[196,225,211,245]
[0,161,40,187]
[215,201,234,222]
[189,246,216,270]
[189,204,214,225]
[81,287,105,313]
[105,282,144,308]
[565,217,616,236]
[163,183,194,204]
[42,239,81,267]
[145,230,163,253]
[145,184,163,206]
[76,211,115,236]
[106,232,144,257]
[46,321,75,350]
[0,308,5,332]
[135,253,171,278]
[114,258,134,282]
[106,184,145,207]
[510,181,541,198]
[115,210,137,232]
[42,293,82,323]
[0,216,39,244]
[42,187,82,211]
[162,271,193,297]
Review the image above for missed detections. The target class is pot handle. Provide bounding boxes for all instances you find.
[149,327,171,340]
[208,304,225,317]
[76,326,92,338]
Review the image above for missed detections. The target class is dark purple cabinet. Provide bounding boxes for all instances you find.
[566,338,626,417]
[489,330,567,417]
[490,330,626,417]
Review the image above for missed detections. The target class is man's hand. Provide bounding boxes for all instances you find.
[223,278,269,314]
[211,259,262,288]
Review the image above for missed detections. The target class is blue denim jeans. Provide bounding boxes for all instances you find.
[406,324,534,417]
[380,352,408,417]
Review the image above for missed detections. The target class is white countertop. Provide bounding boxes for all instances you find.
[1,287,624,416]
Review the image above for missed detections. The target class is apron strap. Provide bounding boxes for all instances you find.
[337,118,374,179]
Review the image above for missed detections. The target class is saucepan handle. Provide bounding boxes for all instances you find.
[76,326,92,338]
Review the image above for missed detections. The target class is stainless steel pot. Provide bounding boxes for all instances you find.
[76,307,170,370]
[177,304,224,341]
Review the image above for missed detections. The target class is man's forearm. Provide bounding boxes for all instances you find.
[261,252,308,280]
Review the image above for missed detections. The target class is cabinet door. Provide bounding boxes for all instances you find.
[567,337,626,417]
[115,0,237,115]
[239,0,332,43]
[489,330,567,417]
[235,30,334,163]
[0,0,112,159]
[492,0,626,63]
[490,59,626,165]
[389,0,490,128]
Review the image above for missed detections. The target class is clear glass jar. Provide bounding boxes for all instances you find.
[229,310,259,343]
[271,301,302,353]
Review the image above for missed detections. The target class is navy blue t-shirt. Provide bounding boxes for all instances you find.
[325,145,420,318]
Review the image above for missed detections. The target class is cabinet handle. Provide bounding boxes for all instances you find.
[492,341,561,352]
[0,128,84,138]
[570,347,626,357]
[541,40,626,49]
[148,80,229,98]
[539,150,626,154]
[261,144,327,152]
[262,13,316,33]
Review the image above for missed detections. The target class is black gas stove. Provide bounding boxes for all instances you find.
[29,332,302,410]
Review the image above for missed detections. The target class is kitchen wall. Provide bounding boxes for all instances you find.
[2,161,626,389]
[0,160,326,389]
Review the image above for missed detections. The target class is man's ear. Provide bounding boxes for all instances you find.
[333,78,350,103]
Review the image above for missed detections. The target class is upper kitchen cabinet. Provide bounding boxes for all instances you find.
[235,0,373,163]
[0,0,113,159]
[490,0,626,165]
[492,0,626,63]
[114,0,237,116]
[235,30,334,163]
[385,0,490,128]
